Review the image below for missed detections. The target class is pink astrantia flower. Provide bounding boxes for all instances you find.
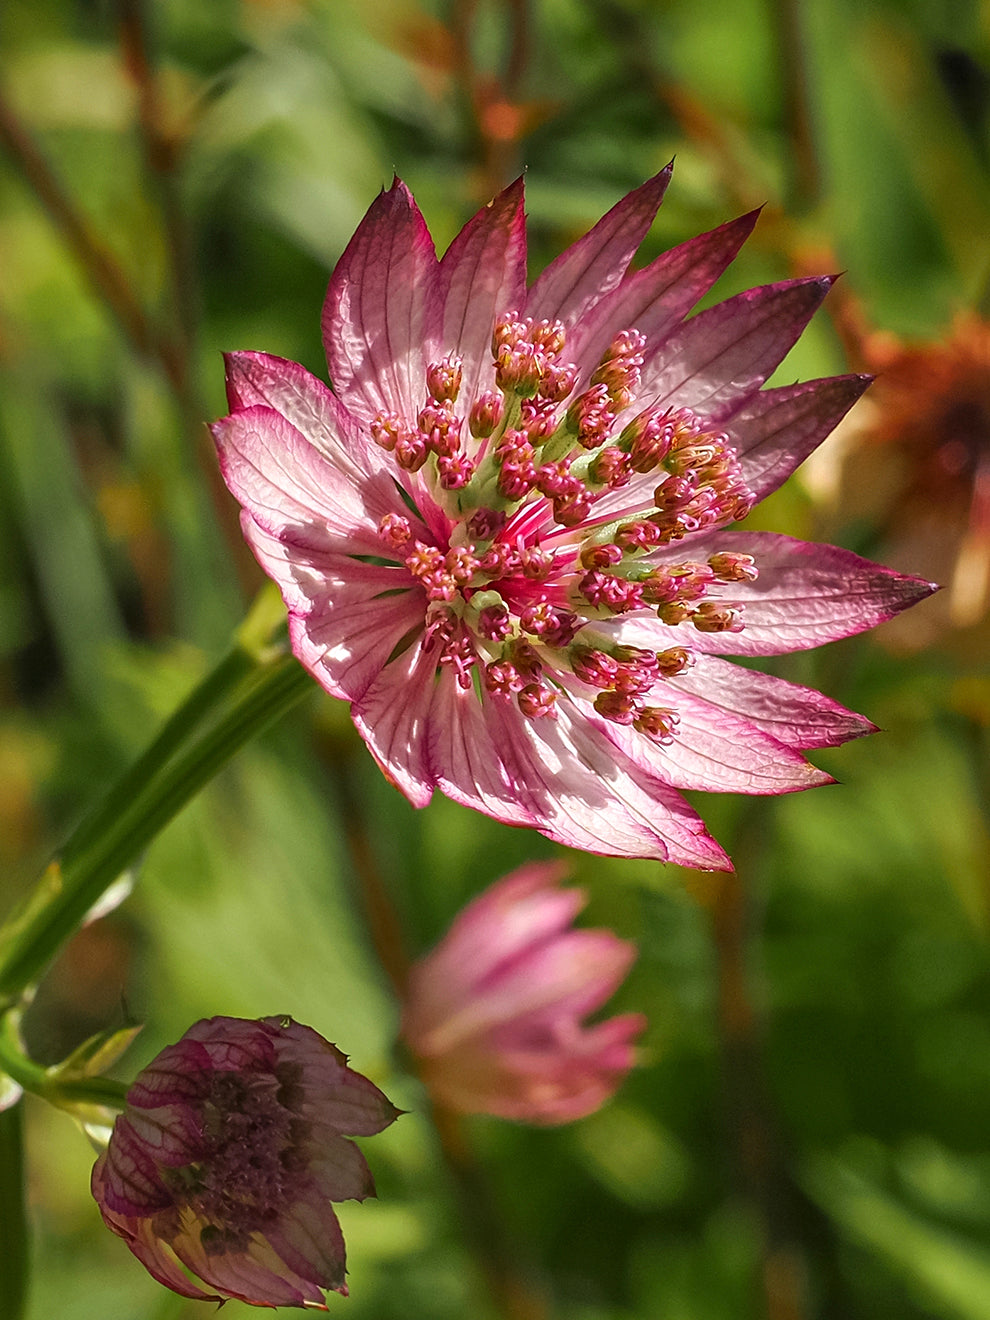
[401,861,646,1124]
[212,169,936,869]
[91,1016,399,1308]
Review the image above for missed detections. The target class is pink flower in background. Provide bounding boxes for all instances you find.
[401,862,645,1124]
[213,170,936,868]
[91,1016,399,1308]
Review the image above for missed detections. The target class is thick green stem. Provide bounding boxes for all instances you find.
[0,1102,28,1320]
[0,590,310,1004]
[0,1011,129,1112]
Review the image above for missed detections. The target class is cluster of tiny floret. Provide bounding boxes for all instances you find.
[369,312,759,740]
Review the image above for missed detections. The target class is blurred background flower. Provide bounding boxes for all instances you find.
[402,862,645,1123]
[1,2,989,1319]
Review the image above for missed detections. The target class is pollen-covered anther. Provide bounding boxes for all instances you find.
[370,410,405,452]
[520,603,581,647]
[591,329,646,409]
[444,546,480,584]
[580,541,623,570]
[622,410,674,472]
[615,520,665,552]
[483,659,519,698]
[588,446,632,489]
[438,454,476,489]
[405,542,458,600]
[538,361,578,404]
[495,342,546,398]
[378,512,412,548]
[517,682,558,719]
[477,602,512,641]
[633,706,679,743]
[418,403,461,457]
[517,545,554,579]
[426,355,463,404]
[531,319,567,356]
[578,570,644,613]
[567,384,615,450]
[571,646,620,688]
[521,398,560,438]
[708,551,759,582]
[692,601,745,633]
[394,430,429,471]
[469,391,504,439]
[654,646,694,677]
[593,690,638,724]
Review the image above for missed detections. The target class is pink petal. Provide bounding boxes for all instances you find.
[427,671,732,868]
[222,351,379,480]
[263,1192,348,1296]
[407,863,582,1021]
[611,532,938,655]
[322,178,438,425]
[639,276,836,420]
[526,167,673,329]
[567,209,761,371]
[240,516,423,700]
[349,635,440,807]
[667,653,876,749]
[572,680,832,794]
[118,1218,220,1302]
[432,177,527,405]
[264,1018,401,1136]
[212,405,387,548]
[731,373,872,500]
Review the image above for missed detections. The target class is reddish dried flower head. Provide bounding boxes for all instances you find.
[401,863,646,1124]
[212,170,936,868]
[836,314,989,645]
[91,1016,400,1308]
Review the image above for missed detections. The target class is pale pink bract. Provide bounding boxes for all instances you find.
[212,170,935,868]
[91,1016,399,1308]
[401,861,646,1124]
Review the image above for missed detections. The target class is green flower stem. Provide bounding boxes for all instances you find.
[0,1101,28,1320]
[0,587,311,1005]
[0,1010,128,1112]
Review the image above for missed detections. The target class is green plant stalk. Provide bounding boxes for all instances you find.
[0,593,311,1004]
[0,1102,28,1320]
[0,1011,129,1112]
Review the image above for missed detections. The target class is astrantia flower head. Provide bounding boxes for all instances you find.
[213,169,936,868]
[91,1016,400,1308]
[401,861,645,1124]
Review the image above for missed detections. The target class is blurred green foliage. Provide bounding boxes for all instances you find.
[1,0,989,1317]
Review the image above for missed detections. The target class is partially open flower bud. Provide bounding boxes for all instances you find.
[91,1015,400,1308]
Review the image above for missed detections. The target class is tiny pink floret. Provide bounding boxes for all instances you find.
[212,170,937,868]
[91,1016,400,1309]
[401,862,647,1124]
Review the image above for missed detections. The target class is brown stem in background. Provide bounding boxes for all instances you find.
[771,0,821,212]
[451,0,533,198]
[696,807,847,1320]
[319,726,547,1320]
[0,83,180,380]
[116,0,256,601]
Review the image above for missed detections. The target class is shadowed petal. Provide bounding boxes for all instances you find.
[567,210,761,371]
[667,654,876,749]
[640,277,836,419]
[526,167,673,329]
[732,373,872,500]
